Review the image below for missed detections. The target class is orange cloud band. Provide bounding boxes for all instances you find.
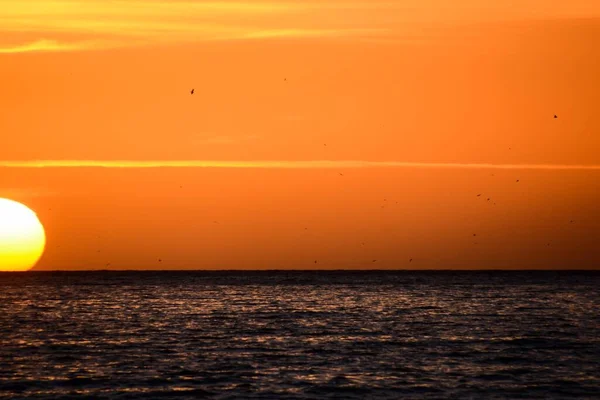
[1,160,600,170]
[3,1,598,52]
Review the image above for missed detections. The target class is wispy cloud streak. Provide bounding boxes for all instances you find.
[1,160,599,170]
[0,0,395,52]
[2,1,598,52]
[0,39,92,53]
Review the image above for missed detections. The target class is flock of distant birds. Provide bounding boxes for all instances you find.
[92,86,561,268]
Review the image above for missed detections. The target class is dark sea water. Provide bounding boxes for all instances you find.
[0,271,598,399]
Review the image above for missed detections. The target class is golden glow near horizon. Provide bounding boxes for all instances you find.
[0,198,46,271]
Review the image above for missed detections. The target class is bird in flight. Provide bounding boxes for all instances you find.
[554,115,558,119]
[190,89,195,95]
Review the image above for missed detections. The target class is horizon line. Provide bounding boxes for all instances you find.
[1,160,600,170]
[7,268,600,273]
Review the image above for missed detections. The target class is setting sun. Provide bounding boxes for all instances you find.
[0,198,46,271]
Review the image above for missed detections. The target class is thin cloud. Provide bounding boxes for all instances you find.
[237,28,388,40]
[1,160,600,170]
[0,1,396,52]
[0,39,104,53]
[9,1,596,52]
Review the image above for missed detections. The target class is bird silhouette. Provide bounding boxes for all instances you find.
[190,89,195,95]
[409,258,413,263]
[554,115,557,119]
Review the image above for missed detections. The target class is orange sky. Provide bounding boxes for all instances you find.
[1,1,599,270]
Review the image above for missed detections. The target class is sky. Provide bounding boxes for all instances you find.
[1,0,599,270]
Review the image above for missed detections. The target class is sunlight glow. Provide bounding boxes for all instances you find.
[0,198,46,272]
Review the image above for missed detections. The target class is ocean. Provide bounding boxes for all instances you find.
[0,271,598,399]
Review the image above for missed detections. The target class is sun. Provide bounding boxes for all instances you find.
[0,198,46,271]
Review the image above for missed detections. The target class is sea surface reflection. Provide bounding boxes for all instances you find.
[0,271,598,399]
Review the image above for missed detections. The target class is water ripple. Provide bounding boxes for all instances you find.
[0,271,598,399]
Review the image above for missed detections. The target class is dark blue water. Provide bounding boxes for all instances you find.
[0,271,598,399]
